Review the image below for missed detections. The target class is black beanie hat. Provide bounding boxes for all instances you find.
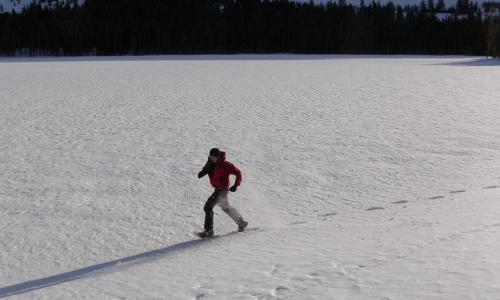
[209,148,220,157]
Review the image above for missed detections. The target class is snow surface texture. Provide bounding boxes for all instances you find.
[1,55,500,299]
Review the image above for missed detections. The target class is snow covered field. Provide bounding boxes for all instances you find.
[1,55,500,299]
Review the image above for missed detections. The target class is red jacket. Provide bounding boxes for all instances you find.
[198,152,242,190]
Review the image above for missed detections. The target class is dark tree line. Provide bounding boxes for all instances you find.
[0,0,492,56]
[484,2,500,57]
[488,17,500,57]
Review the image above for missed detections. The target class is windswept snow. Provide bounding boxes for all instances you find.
[1,55,500,299]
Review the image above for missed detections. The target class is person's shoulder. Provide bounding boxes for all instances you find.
[223,161,236,168]
[225,161,242,172]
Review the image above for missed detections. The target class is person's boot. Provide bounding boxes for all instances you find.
[238,220,248,232]
[198,229,214,238]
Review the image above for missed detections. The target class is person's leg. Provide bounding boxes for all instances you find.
[217,190,244,225]
[203,191,219,231]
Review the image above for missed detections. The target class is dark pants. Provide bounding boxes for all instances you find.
[203,189,243,231]
[203,190,220,231]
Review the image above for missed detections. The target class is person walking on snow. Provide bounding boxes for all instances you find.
[197,148,248,238]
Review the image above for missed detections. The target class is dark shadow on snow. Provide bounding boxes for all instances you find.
[484,185,500,189]
[391,200,408,204]
[0,233,233,298]
[428,196,445,200]
[366,206,385,211]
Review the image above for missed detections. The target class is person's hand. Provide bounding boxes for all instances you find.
[229,185,237,192]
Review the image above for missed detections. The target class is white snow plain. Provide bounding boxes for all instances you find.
[1,55,500,299]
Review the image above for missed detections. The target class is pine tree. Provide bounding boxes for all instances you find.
[435,0,446,11]
[487,16,499,57]
[427,0,435,12]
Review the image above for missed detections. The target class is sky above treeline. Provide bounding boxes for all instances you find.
[0,0,488,13]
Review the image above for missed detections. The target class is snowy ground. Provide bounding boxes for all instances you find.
[1,55,500,299]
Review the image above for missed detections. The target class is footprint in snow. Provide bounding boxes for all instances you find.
[275,286,290,295]
[450,190,466,194]
[289,221,307,226]
[319,212,337,220]
[428,196,444,200]
[366,206,385,211]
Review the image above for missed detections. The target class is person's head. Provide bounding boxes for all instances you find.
[209,148,220,163]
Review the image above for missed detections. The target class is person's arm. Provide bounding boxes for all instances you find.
[197,158,210,178]
[228,163,242,191]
